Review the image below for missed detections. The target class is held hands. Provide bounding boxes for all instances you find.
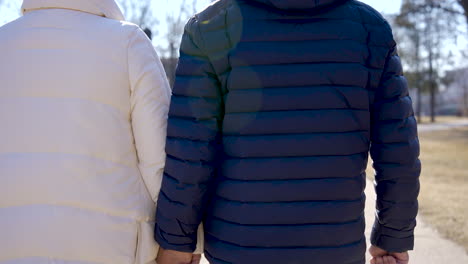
[369,245,409,264]
[157,245,408,264]
[156,248,201,264]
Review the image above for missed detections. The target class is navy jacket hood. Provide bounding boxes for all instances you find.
[251,0,348,10]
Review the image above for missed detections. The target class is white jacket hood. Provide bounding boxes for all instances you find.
[22,0,125,20]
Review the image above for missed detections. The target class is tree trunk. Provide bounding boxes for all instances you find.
[169,42,176,87]
[429,58,436,123]
[464,82,468,117]
[415,35,422,123]
[460,0,468,38]
[425,10,436,123]
[417,82,423,122]
[460,0,468,20]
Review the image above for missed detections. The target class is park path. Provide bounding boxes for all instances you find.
[363,180,468,264]
[199,121,468,263]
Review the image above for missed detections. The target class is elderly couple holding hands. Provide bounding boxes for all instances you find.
[0,0,419,264]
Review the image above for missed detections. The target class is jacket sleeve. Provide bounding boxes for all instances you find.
[370,40,421,253]
[128,27,171,203]
[154,16,223,252]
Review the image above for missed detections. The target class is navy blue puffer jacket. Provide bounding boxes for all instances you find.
[155,0,421,263]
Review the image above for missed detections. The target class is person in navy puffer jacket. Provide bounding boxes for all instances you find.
[154,0,421,263]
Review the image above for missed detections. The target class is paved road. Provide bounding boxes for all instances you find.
[198,121,468,263]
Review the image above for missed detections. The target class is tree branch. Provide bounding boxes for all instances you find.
[400,3,464,17]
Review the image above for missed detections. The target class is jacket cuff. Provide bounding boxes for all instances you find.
[154,227,197,253]
[371,221,415,253]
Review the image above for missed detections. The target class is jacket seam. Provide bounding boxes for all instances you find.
[126,26,140,95]
[204,232,365,249]
[0,151,137,168]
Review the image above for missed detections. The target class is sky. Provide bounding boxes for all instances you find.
[1,0,465,69]
[358,0,402,14]
[155,0,402,50]
[0,0,402,30]
[0,0,404,54]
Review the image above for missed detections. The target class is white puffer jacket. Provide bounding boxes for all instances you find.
[0,0,184,263]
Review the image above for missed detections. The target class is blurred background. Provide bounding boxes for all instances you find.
[1,0,467,262]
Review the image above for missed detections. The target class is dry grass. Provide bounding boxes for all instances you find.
[418,115,468,124]
[417,127,468,251]
[367,127,468,251]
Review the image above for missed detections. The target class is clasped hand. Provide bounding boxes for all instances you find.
[157,248,201,264]
[369,245,409,264]
[157,245,409,264]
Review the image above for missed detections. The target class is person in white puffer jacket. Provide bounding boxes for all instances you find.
[0,0,201,263]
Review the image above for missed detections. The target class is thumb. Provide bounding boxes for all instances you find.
[391,252,409,262]
[369,245,387,257]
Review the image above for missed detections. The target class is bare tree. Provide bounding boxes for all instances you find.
[395,12,424,121]
[464,76,468,116]
[117,0,158,32]
[458,0,468,26]
[162,0,211,85]
[117,0,213,84]
[396,0,463,123]
[453,69,468,116]
[0,0,21,25]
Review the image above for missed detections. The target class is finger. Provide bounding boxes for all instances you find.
[370,258,376,264]
[395,258,410,264]
[369,246,387,257]
[383,256,389,264]
[392,252,410,261]
[384,256,396,264]
[191,254,202,264]
[375,257,384,264]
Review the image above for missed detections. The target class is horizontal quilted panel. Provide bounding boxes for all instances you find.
[155,0,420,263]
